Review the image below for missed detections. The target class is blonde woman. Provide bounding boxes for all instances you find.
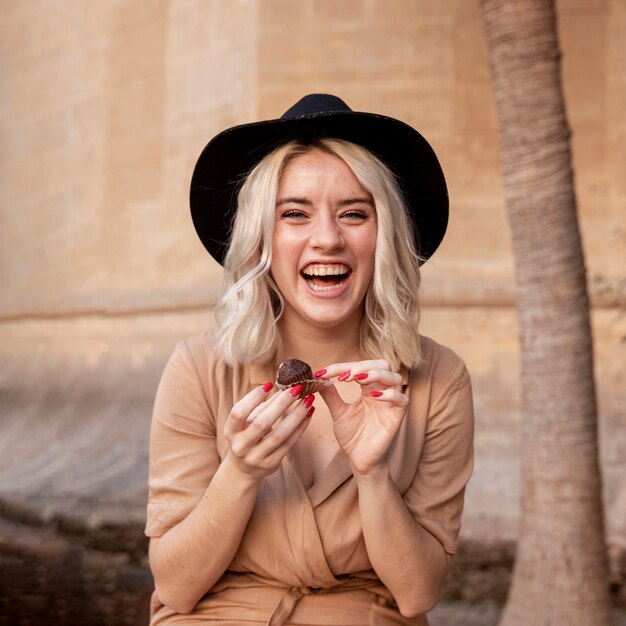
[146,94,474,626]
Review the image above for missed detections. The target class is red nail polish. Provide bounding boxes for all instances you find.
[354,373,369,381]
[307,406,316,418]
[304,394,315,408]
[337,370,351,382]
[289,383,304,397]
[370,390,383,397]
[262,382,273,393]
[313,368,327,378]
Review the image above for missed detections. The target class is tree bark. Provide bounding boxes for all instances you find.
[479,1,613,624]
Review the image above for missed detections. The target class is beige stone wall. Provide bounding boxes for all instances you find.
[1,0,625,551]
[1,0,258,316]
[2,0,624,316]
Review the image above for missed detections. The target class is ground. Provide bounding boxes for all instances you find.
[428,602,626,626]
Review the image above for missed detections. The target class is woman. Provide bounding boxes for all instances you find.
[146,94,474,625]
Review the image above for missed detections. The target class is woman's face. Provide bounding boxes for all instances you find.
[271,148,377,331]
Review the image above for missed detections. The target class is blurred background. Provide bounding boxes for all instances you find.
[0,0,624,624]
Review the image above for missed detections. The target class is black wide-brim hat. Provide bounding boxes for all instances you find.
[190,94,448,265]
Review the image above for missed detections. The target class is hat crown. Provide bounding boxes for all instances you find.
[280,93,352,120]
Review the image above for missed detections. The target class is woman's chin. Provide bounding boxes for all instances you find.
[290,300,365,331]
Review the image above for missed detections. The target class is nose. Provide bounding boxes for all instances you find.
[310,211,344,252]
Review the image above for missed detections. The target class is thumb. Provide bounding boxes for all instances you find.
[318,384,347,421]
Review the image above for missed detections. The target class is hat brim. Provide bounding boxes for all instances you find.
[190,110,448,265]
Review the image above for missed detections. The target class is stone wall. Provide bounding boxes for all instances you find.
[2,0,624,316]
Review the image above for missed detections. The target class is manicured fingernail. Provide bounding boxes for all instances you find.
[262,382,273,393]
[289,383,303,397]
[313,369,327,378]
[304,394,315,408]
[354,373,369,381]
[370,391,383,397]
[337,370,351,382]
[307,406,316,418]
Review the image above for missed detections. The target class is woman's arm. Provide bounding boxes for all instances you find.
[149,383,315,614]
[149,453,260,613]
[354,464,449,616]
[318,358,473,617]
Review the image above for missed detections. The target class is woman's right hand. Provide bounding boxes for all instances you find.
[223,383,315,480]
[150,384,314,614]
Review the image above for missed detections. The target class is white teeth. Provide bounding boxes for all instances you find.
[302,264,349,277]
[306,279,345,291]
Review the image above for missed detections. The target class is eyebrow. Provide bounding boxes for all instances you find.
[276,196,374,207]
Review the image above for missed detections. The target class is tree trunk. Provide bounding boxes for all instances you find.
[479,1,613,624]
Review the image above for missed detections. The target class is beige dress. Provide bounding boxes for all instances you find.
[146,332,474,626]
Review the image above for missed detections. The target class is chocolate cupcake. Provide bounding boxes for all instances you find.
[275,358,331,397]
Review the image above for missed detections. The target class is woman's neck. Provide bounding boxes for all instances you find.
[277,314,364,373]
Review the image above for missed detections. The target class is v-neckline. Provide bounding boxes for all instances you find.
[288,446,353,508]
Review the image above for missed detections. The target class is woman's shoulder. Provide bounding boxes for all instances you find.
[169,331,266,393]
[175,329,220,360]
[168,329,219,364]
[413,334,471,387]
[165,330,234,383]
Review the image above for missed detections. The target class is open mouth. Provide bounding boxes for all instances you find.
[301,263,351,292]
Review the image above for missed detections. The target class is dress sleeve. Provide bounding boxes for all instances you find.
[145,340,220,538]
[403,355,475,555]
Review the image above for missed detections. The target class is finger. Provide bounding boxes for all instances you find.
[240,386,305,443]
[245,386,288,424]
[318,384,348,420]
[352,369,403,390]
[224,382,275,438]
[312,362,356,380]
[260,407,314,468]
[368,388,409,408]
[255,398,315,456]
[320,360,392,382]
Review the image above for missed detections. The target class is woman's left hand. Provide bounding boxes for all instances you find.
[316,360,408,477]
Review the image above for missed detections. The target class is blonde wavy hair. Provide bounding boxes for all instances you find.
[215,138,423,370]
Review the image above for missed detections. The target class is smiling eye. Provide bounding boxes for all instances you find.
[281,209,308,219]
[341,210,369,221]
